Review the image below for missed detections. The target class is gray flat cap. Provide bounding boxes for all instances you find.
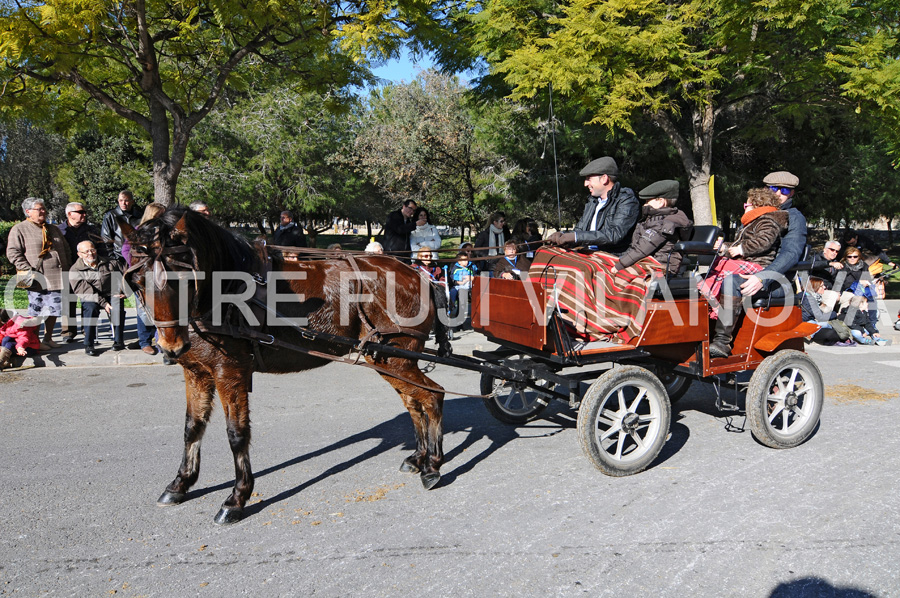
[639,180,679,201]
[763,171,799,188]
[579,156,619,177]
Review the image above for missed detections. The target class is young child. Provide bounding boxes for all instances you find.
[493,240,532,280]
[448,251,476,318]
[0,314,41,370]
[615,180,692,275]
[699,187,789,357]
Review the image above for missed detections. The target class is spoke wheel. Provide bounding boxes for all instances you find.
[746,350,823,449]
[480,358,553,425]
[577,366,671,476]
[657,369,692,404]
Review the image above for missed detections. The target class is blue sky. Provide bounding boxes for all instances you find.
[371,52,435,85]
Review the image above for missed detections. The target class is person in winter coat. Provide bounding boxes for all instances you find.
[700,187,789,357]
[70,241,127,356]
[0,314,41,370]
[546,157,639,255]
[383,200,417,256]
[474,211,511,274]
[615,180,692,275]
[409,208,442,255]
[6,197,73,349]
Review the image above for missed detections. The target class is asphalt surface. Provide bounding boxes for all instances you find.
[1,304,900,597]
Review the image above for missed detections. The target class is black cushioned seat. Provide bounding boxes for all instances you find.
[651,225,721,299]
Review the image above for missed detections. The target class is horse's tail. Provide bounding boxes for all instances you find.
[429,283,453,357]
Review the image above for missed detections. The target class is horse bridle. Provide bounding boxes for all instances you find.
[124,232,202,329]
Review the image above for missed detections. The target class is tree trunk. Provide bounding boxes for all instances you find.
[652,102,715,226]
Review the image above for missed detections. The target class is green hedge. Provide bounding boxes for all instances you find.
[0,221,15,276]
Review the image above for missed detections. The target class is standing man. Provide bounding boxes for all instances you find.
[272,211,308,248]
[101,190,142,257]
[58,202,102,343]
[383,200,417,256]
[547,156,640,255]
[69,241,125,357]
[6,197,73,349]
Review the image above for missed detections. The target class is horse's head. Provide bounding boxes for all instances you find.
[123,210,199,358]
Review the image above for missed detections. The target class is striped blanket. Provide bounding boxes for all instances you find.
[697,256,763,319]
[528,247,663,342]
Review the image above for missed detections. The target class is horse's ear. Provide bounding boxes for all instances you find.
[118,216,137,242]
[171,214,189,243]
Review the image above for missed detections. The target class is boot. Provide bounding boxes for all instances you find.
[0,347,12,370]
[709,296,743,359]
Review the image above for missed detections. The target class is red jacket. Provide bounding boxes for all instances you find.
[0,316,41,351]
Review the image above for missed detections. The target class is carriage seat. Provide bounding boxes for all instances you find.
[750,245,812,308]
[650,225,721,300]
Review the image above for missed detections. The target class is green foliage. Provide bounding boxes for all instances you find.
[351,70,520,229]
[0,0,455,203]
[0,221,16,275]
[0,120,66,221]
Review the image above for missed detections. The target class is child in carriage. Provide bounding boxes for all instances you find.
[699,187,789,357]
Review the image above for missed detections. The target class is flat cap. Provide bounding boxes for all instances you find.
[579,156,619,177]
[763,171,799,188]
[639,179,679,201]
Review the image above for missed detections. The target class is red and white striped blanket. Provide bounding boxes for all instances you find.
[528,247,663,343]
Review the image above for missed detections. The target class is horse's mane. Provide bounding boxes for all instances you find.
[138,206,261,275]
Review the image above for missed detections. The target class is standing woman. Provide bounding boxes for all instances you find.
[6,197,73,349]
[410,207,442,255]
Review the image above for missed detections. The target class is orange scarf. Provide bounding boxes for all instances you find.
[38,223,52,258]
[740,206,777,226]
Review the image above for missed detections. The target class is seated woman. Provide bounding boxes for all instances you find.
[698,187,788,357]
[529,180,685,343]
[493,240,532,281]
[800,277,842,345]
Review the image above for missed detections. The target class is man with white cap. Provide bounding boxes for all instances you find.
[547,156,640,255]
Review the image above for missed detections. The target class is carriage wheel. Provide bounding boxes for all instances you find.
[746,350,823,449]
[657,369,692,404]
[480,358,553,425]
[577,366,671,477]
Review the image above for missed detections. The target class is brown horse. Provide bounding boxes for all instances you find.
[122,208,448,524]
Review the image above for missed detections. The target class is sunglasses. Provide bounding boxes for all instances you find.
[847,255,860,259]
[70,210,86,215]
[768,185,793,195]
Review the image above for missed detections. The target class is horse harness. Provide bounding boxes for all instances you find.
[128,237,457,396]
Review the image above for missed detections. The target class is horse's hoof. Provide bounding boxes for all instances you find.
[399,460,420,474]
[157,491,186,506]
[213,507,244,525]
[420,472,441,490]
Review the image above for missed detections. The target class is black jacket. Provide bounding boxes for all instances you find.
[616,205,692,273]
[383,208,416,253]
[573,182,640,255]
[59,221,106,258]
[101,206,142,255]
[272,222,307,248]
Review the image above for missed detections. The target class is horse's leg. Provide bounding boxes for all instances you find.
[212,368,254,525]
[158,368,215,506]
[374,356,445,490]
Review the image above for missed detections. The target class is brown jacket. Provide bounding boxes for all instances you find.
[6,220,73,291]
[617,205,692,274]
[728,209,790,268]
[70,257,125,309]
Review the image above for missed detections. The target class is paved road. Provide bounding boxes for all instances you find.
[1,334,899,596]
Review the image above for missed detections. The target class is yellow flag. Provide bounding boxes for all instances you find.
[708,175,717,225]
